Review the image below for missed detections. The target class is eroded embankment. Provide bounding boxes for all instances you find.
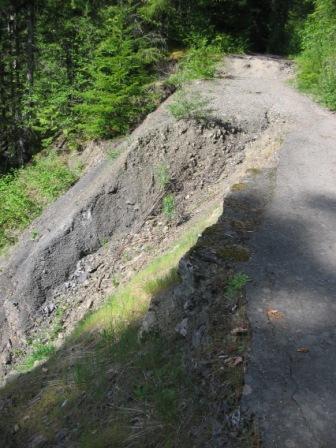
[0,55,299,447]
[0,130,281,448]
[0,95,279,380]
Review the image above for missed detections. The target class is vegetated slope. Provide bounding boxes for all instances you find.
[296,0,336,110]
[0,56,289,447]
[0,0,248,171]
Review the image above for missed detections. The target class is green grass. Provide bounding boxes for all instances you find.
[50,306,66,339]
[169,40,222,88]
[66,210,220,445]
[76,330,189,447]
[107,148,121,161]
[15,305,66,373]
[144,267,180,296]
[0,204,257,447]
[169,49,220,87]
[17,342,55,372]
[169,35,245,89]
[74,206,220,338]
[0,150,79,253]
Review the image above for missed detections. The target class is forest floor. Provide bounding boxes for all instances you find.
[0,55,335,447]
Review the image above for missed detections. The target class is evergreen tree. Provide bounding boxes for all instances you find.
[0,0,332,171]
[77,5,163,138]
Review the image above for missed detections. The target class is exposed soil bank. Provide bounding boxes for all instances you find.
[0,58,288,380]
[3,54,327,447]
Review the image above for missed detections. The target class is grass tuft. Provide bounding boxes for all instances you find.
[168,35,245,89]
[155,163,171,189]
[107,148,121,161]
[169,40,222,88]
[225,272,250,298]
[162,193,176,218]
[17,342,55,372]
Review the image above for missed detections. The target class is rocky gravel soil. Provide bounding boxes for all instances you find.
[0,56,289,381]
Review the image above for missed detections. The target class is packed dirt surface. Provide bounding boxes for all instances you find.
[237,57,336,446]
[1,53,335,447]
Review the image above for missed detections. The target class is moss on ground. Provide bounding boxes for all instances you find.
[217,244,251,262]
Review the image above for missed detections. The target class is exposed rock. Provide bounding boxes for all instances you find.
[175,318,189,337]
[29,434,48,448]
[139,311,158,339]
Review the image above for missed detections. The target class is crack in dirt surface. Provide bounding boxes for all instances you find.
[289,355,320,446]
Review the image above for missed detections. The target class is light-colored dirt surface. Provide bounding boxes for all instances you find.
[228,56,336,447]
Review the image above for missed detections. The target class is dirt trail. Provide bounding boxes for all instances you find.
[1,54,335,447]
[227,56,336,447]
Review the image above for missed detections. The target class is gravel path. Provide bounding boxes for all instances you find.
[230,56,336,447]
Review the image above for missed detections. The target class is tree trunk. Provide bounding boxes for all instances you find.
[27,0,35,87]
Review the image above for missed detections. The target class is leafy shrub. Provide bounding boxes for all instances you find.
[169,35,245,88]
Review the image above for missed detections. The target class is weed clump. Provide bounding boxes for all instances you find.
[168,36,244,89]
[168,91,214,121]
[162,193,176,218]
[155,163,171,189]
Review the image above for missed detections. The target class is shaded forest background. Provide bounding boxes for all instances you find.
[0,0,335,171]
